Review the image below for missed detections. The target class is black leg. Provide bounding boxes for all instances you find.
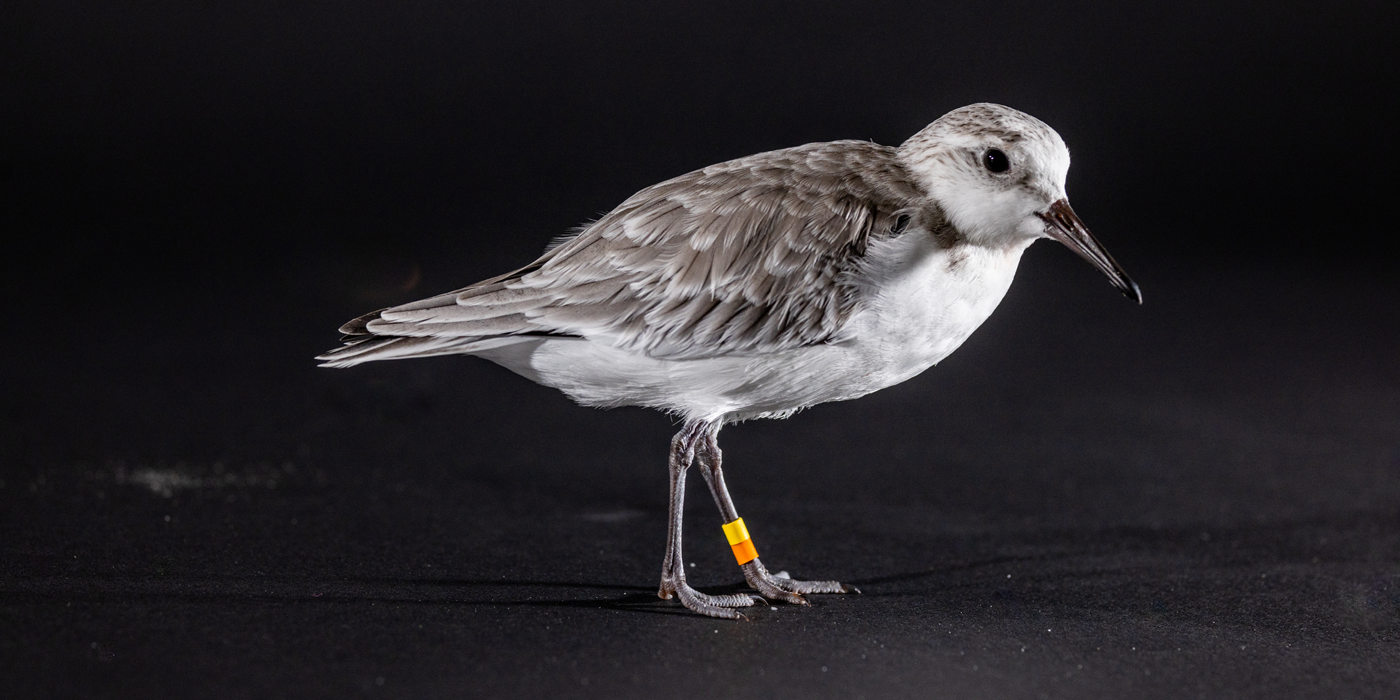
[656,421,759,618]
[693,424,859,605]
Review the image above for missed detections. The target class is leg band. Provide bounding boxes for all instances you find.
[722,518,759,565]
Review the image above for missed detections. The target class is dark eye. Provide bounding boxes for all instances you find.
[983,149,1010,173]
[891,213,911,234]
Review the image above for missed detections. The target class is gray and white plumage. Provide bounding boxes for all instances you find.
[319,103,1140,618]
[325,141,921,360]
[319,103,1136,425]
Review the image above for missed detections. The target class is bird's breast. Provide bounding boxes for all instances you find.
[851,232,1031,385]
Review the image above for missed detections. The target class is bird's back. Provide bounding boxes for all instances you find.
[318,140,933,368]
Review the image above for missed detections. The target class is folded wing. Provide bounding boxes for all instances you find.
[317,140,926,366]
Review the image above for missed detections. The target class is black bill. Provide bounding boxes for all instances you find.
[1037,199,1142,304]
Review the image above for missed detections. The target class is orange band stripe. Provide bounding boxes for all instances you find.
[722,518,758,565]
[730,538,758,565]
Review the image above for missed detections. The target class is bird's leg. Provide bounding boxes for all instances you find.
[695,424,859,604]
[657,420,759,619]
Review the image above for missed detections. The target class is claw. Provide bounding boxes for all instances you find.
[677,585,756,618]
[749,577,808,605]
[740,558,856,601]
[663,575,759,617]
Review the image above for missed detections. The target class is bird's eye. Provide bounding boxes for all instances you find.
[891,213,911,234]
[983,149,1010,173]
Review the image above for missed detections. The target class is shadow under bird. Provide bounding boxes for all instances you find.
[318,103,1141,619]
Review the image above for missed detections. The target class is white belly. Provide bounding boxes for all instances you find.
[477,231,1031,423]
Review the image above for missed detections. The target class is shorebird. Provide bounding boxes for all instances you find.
[318,103,1141,619]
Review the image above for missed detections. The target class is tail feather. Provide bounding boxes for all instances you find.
[337,308,386,335]
[320,260,564,368]
[316,335,536,368]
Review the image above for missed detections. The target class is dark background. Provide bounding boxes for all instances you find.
[2,1,1398,698]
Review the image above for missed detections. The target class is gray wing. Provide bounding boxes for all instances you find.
[318,140,927,366]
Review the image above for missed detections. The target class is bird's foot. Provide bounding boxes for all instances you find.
[658,576,760,619]
[741,558,860,605]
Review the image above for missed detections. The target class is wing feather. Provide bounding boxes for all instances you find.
[320,140,931,365]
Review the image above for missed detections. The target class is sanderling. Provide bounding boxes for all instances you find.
[318,103,1140,618]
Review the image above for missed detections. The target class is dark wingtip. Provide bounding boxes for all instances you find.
[338,307,387,335]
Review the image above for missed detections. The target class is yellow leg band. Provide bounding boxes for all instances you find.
[722,518,750,545]
[722,518,758,565]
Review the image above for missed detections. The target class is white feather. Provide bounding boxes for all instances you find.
[319,103,1106,424]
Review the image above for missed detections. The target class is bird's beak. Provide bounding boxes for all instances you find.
[1037,199,1142,304]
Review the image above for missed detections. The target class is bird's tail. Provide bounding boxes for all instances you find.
[316,334,538,368]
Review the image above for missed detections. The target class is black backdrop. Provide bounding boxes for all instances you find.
[3,2,1399,698]
[4,1,1394,293]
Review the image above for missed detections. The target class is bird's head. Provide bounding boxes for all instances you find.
[899,103,1141,303]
